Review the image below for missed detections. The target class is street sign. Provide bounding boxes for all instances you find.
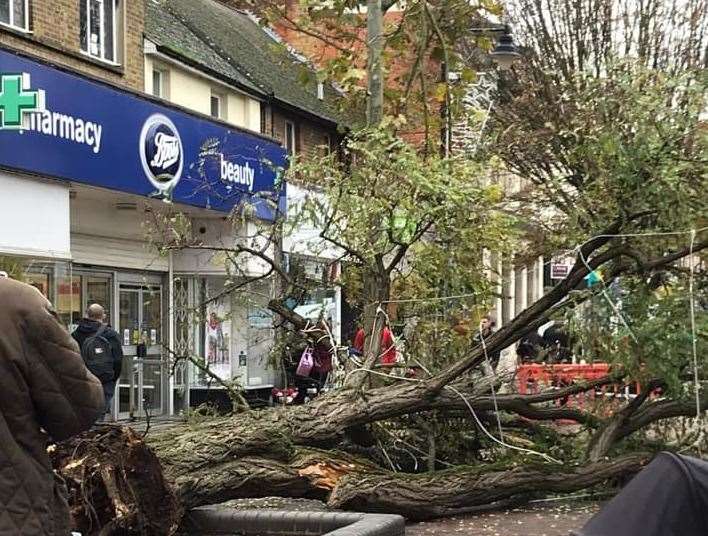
[551,263,571,279]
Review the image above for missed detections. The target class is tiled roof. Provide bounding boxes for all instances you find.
[145,0,344,126]
[144,0,263,96]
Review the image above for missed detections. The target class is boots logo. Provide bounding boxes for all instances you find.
[139,114,183,199]
[151,132,180,169]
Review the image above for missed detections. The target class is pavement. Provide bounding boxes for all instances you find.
[212,497,601,535]
[406,501,600,536]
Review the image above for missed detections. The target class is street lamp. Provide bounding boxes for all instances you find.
[441,24,522,157]
[468,25,523,70]
[489,26,522,70]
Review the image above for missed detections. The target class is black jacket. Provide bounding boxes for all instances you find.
[517,331,545,362]
[71,319,124,383]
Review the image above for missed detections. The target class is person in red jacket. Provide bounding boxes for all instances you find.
[351,324,366,356]
[380,321,397,365]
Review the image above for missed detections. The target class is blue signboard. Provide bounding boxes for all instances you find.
[0,47,286,219]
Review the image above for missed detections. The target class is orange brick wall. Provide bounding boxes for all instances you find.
[269,107,338,157]
[274,8,438,149]
[0,0,145,91]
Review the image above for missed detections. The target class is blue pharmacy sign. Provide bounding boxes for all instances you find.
[0,47,287,219]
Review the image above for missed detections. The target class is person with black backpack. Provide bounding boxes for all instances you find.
[72,303,124,419]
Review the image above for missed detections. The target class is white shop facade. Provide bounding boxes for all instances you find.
[0,47,287,418]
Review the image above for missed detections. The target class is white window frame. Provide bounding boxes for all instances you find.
[285,120,296,156]
[81,0,120,64]
[210,92,223,119]
[152,67,168,99]
[0,0,29,32]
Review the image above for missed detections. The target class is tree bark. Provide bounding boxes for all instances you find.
[328,452,650,520]
[52,422,651,532]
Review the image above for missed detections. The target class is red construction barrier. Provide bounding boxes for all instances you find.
[517,363,611,395]
[516,363,642,419]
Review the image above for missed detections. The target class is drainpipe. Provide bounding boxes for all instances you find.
[168,250,175,416]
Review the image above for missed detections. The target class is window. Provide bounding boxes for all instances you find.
[0,0,29,31]
[210,94,221,118]
[285,120,296,156]
[152,68,169,99]
[80,0,121,63]
[210,91,225,119]
[260,106,268,134]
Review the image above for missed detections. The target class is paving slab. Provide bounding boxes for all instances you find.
[406,502,601,536]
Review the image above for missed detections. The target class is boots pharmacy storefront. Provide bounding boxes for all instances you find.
[0,47,286,419]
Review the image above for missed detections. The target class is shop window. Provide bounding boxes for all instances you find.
[285,120,296,156]
[86,276,112,325]
[0,0,29,32]
[57,275,82,329]
[80,0,122,64]
[25,272,49,297]
[0,256,79,329]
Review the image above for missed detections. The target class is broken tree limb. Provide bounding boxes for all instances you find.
[51,426,182,536]
[52,423,652,533]
[46,374,635,532]
[328,451,651,520]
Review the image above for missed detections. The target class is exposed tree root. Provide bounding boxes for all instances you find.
[51,426,181,536]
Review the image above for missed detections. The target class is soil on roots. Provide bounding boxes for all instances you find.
[50,425,181,535]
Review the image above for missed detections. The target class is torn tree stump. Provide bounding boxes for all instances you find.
[50,426,181,536]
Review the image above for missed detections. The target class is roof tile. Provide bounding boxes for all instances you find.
[145,0,345,125]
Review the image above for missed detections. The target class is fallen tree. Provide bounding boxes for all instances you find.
[51,2,706,531]
[51,378,705,533]
[50,234,707,534]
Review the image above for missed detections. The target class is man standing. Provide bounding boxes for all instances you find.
[474,315,501,372]
[72,303,124,418]
[0,277,105,535]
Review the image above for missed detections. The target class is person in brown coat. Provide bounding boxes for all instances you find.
[0,276,105,535]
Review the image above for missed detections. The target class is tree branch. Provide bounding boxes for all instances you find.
[427,232,708,395]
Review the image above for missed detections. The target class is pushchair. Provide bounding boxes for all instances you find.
[571,452,708,536]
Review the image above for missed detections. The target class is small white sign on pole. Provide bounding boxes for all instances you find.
[550,263,571,280]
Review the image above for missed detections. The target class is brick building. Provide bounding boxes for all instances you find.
[0,0,347,418]
[146,0,344,156]
[0,0,144,90]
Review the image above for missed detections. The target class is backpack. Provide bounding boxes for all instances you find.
[81,326,116,383]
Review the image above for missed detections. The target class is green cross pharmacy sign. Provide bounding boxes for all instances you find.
[0,73,45,129]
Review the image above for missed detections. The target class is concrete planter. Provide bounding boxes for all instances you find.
[184,508,406,536]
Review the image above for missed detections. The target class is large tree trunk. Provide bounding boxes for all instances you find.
[51,418,651,534]
[328,452,650,520]
[51,369,691,535]
[50,372,706,534]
